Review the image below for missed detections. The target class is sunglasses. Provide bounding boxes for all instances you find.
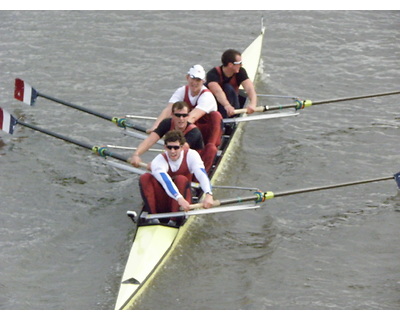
[174,113,189,118]
[232,61,242,65]
[166,145,181,150]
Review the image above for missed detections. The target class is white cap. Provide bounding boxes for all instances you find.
[188,65,205,80]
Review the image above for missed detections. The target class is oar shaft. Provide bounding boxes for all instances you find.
[38,92,112,122]
[18,119,92,149]
[236,90,400,114]
[189,174,396,210]
[141,172,399,219]
[271,91,400,111]
[273,176,394,198]
[38,92,148,133]
[233,106,265,114]
[16,119,129,163]
[311,91,400,106]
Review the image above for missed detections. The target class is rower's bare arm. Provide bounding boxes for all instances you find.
[207,82,235,115]
[241,79,257,113]
[129,132,160,167]
[207,81,227,103]
[188,108,206,124]
[148,103,173,132]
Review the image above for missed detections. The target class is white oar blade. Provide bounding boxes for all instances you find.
[144,203,260,220]
[14,78,38,106]
[0,108,18,134]
[223,112,299,123]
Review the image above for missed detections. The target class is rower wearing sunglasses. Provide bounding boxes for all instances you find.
[139,130,213,224]
[142,65,222,174]
[129,101,204,168]
[206,49,258,118]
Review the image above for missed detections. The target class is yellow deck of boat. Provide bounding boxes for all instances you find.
[115,23,265,310]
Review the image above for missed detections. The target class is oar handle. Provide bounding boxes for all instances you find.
[233,106,266,114]
[188,200,221,210]
[37,91,147,133]
[147,172,400,219]
[138,162,148,169]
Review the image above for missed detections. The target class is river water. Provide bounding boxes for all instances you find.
[0,10,399,310]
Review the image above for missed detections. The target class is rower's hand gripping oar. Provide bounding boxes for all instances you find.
[144,172,400,220]
[13,78,148,133]
[234,90,400,115]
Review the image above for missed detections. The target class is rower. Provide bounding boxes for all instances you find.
[129,101,204,168]
[147,65,218,132]
[146,65,222,173]
[139,130,214,225]
[205,49,258,118]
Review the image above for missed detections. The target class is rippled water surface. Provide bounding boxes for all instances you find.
[0,10,399,310]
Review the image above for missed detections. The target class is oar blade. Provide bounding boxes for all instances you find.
[14,78,38,106]
[0,107,18,134]
[394,172,400,190]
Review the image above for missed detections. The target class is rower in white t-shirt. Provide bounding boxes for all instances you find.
[148,65,217,133]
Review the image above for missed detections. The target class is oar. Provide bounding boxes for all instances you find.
[257,94,298,99]
[144,172,400,219]
[14,78,148,133]
[0,107,148,168]
[2,108,261,200]
[105,160,261,193]
[234,90,400,114]
[0,108,17,134]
